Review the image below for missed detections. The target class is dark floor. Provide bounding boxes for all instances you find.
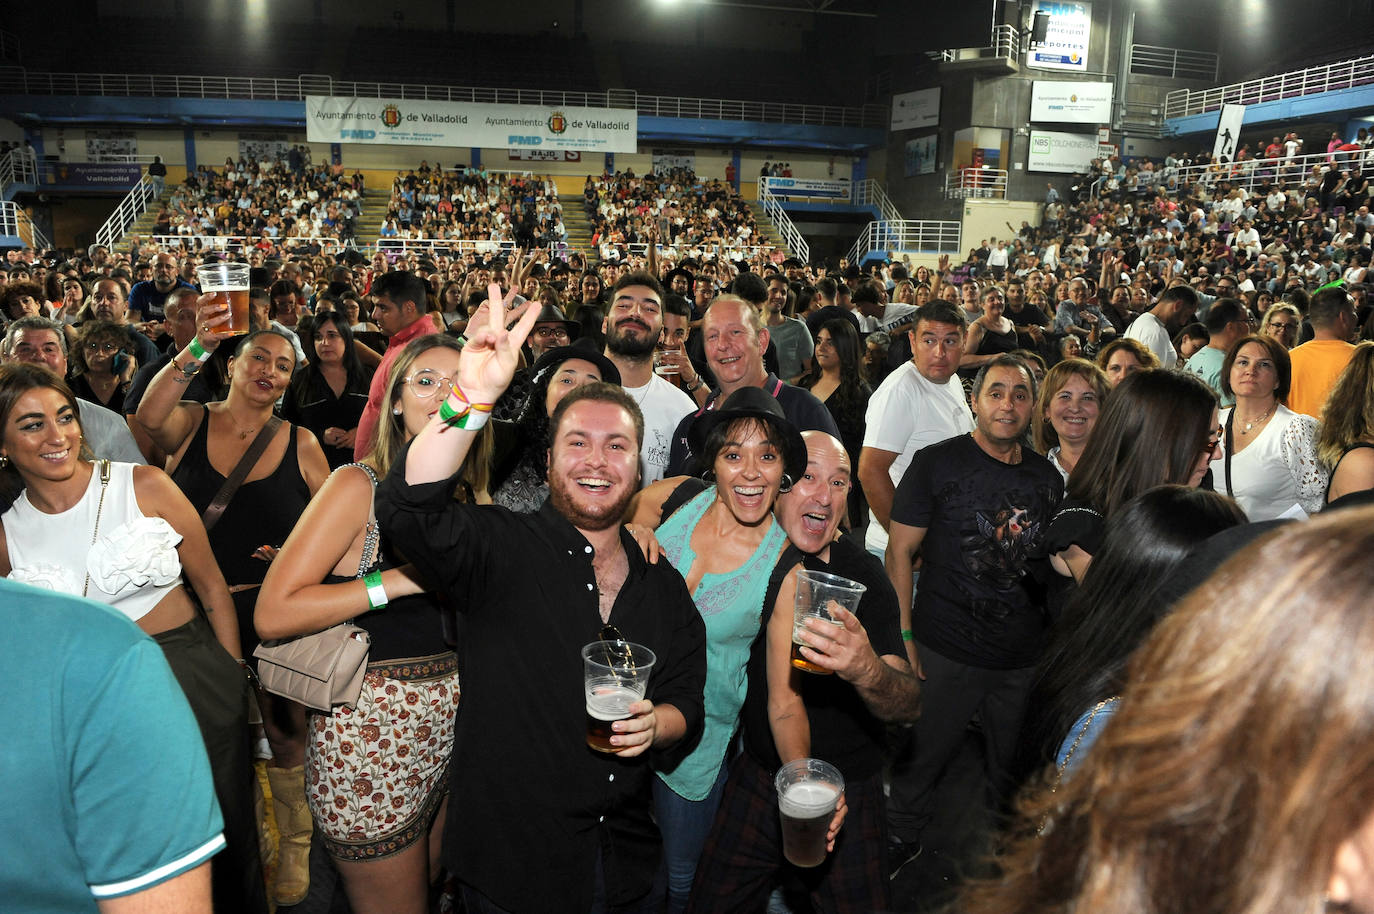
[888,727,1000,914]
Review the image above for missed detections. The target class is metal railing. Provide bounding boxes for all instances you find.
[1128,44,1219,82]
[757,181,810,263]
[0,148,39,199]
[95,174,157,251]
[1169,147,1374,197]
[147,234,352,255]
[0,68,883,128]
[940,24,1020,63]
[0,201,51,249]
[852,178,903,222]
[1164,53,1374,119]
[607,241,780,262]
[847,220,962,265]
[944,168,1009,200]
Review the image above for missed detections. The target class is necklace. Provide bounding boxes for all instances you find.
[1237,401,1277,435]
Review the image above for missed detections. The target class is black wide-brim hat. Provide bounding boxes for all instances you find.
[530,336,621,387]
[531,302,581,340]
[687,386,807,483]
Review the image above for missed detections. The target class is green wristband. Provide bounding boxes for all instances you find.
[363,569,387,611]
[900,629,914,642]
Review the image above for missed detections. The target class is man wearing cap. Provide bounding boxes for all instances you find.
[603,271,696,486]
[685,430,918,912]
[353,271,440,459]
[376,291,706,914]
[665,296,839,477]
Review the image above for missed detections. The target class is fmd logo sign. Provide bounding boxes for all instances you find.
[509,135,543,146]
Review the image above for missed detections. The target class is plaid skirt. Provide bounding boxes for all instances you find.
[305,652,459,861]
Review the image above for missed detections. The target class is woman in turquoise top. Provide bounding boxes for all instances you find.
[633,386,807,914]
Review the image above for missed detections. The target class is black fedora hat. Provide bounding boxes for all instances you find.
[531,302,580,341]
[687,386,807,483]
[530,336,621,387]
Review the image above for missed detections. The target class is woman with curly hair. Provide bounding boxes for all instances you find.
[70,319,133,413]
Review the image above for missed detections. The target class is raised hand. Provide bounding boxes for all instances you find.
[454,283,539,406]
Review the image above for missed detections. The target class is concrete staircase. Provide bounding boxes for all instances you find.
[352,189,392,247]
[746,201,791,257]
[559,202,595,259]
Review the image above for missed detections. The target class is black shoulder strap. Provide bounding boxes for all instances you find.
[201,415,284,533]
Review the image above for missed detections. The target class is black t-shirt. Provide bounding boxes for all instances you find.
[891,434,1063,669]
[805,304,862,340]
[1005,301,1051,350]
[740,537,905,780]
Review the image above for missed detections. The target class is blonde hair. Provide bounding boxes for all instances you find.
[962,507,1374,914]
[1315,341,1374,469]
[364,335,492,499]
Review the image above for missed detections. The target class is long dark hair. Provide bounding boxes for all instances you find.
[295,312,365,407]
[1066,369,1217,517]
[963,506,1374,914]
[0,364,91,510]
[799,318,871,413]
[1019,485,1247,777]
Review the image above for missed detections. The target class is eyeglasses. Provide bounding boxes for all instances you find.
[1267,321,1299,332]
[403,369,454,399]
[84,342,122,354]
[532,327,570,341]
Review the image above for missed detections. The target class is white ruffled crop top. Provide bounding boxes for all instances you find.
[3,461,184,622]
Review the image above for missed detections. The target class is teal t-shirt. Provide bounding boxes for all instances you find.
[655,488,788,800]
[1185,345,1233,406]
[0,579,224,912]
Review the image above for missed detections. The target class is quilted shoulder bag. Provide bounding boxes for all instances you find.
[253,464,378,711]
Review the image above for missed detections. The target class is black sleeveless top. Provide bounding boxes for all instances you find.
[1325,442,1374,505]
[170,406,312,587]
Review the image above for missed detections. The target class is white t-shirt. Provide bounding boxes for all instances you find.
[1124,311,1177,368]
[861,361,975,555]
[624,375,697,486]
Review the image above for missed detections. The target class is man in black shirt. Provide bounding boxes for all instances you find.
[883,354,1062,874]
[376,293,706,914]
[686,431,917,913]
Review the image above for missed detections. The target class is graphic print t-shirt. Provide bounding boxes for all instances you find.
[891,434,1063,669]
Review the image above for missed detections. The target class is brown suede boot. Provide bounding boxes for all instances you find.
[265,765,312,906]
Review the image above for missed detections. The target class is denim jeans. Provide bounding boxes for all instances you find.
[652,764,730,914]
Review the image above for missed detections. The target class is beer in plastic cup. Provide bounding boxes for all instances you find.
[582,640,656,753]
[196,262,251,334]
[775,757,844,867]
[791,569,866,674]
[653,348,680,376]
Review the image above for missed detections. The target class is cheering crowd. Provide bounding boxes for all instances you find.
[7,134,1374,914]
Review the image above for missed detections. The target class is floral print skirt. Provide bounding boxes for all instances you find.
[306,652,460,861]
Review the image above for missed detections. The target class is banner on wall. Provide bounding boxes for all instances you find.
[1212,103,1245,162]
[1028,1,1092,72]
[760,177,851,199]
[1030,80,1113,123]
[45,163,142,187]
[509,149,582,162]
[306,96,637,153]
[651,148,695,173]
[891,88,941,131]
[1028,130,1102,173]
[904,135,938,177]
